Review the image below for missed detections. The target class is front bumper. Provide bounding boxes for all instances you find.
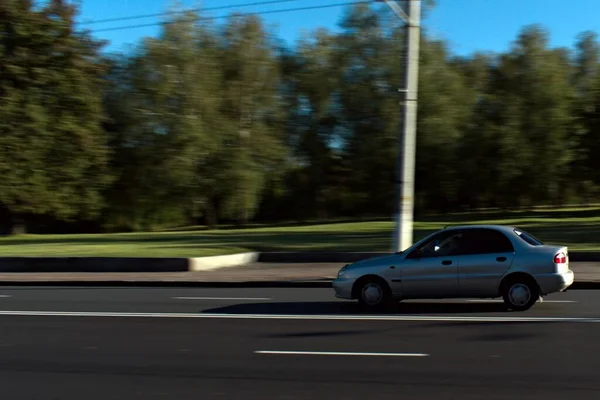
[332,277,355,299]
[536,270,575,295]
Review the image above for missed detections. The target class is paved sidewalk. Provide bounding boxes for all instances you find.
[0,262,597,284]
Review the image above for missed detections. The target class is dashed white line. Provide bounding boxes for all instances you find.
[254,350,429,357]
[0,295,12,298]
[172,297,272,301]
[466,299,577,304]
[0,310,597,323]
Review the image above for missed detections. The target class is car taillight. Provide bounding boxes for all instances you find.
[554,252,567,264]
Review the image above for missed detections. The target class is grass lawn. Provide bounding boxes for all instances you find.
[1,207,600,257]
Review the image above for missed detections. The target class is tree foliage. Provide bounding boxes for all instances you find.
[0,0,111,232]
[2,1,600,233]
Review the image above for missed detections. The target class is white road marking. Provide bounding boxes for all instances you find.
[0,295,12,298]
[172,297,272,301]
[466,299,577,304]
[0,310,597,323]
[254,350,429,357]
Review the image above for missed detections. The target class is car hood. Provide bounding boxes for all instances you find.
[349,254,399,269]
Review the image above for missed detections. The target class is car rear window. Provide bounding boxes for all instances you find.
[513,229,544,246]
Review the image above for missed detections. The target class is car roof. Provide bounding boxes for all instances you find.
[441,224,518,233]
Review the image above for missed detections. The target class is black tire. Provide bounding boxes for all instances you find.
[356,277,392,312]
[501,276,539,312]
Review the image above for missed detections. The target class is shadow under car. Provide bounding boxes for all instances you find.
[201,300,511,316]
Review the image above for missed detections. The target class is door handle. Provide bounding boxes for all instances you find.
[442,260,452,265]
[496,257,507,262]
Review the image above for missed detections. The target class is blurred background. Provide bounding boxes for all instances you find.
[1,0,600,237]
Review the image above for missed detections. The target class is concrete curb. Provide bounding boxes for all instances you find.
[0,253,260,273]
[0,257,188,273]
[0,252,358,273]
[188,252,259,271]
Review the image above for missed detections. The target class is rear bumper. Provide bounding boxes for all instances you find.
[332,278,355,300]
[535,270,574,295]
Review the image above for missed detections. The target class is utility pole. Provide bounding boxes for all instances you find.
[379,0,421,252]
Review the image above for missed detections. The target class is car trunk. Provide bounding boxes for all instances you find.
[532,245,569,273]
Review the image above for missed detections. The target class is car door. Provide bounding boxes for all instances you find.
[400,230,461,299]
[456,228,515,297]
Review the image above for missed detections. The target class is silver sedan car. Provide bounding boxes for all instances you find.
[333,225,574,311]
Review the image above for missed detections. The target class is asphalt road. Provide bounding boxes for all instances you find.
[1,287,600,399]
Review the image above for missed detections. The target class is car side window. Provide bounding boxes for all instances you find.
[447,231,478,256]
[484,229,515,253]
[453,229,515,255]
[412,231,465,258]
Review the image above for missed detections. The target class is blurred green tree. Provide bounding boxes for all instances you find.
[0,0,111,233]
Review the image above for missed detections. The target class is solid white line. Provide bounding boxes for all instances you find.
[254,350,429,357]
[172,297,272,301]
[466,299,577,304]
[0,310,598,323]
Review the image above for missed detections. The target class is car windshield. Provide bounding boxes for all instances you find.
[514,228,544,246]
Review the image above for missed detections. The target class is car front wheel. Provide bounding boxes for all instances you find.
[502,277,539,311]
[356,277,392,311]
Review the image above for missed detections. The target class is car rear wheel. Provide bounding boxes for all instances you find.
[501,277,539,311]
[356,277,392,311]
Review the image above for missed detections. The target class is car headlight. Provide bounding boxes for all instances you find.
[337,265,348,278]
